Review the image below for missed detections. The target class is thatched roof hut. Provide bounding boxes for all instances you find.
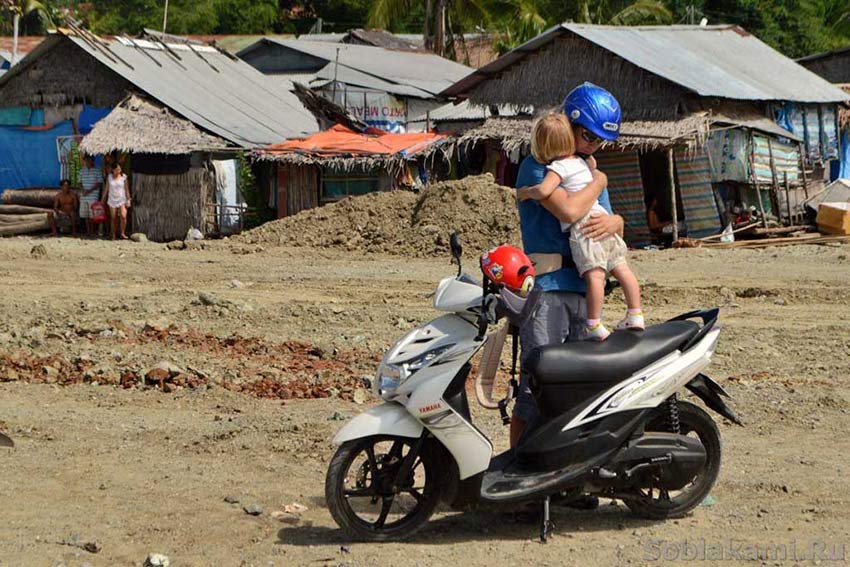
[0,30,317,147]
[256,124,449,169]
[456,113,717,154]
[444,24,847,117]
[81,95,227,155]
[434,24,849,244]
[255,124,450,218]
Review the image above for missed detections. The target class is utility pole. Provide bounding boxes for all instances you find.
[331,47,341,103]
[162,0,169,39]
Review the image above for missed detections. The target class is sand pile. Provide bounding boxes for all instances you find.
[238,174,521,256]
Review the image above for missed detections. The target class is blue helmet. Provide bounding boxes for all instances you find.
[562,82,622,142]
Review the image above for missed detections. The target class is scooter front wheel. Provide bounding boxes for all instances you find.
[325,435,442,541]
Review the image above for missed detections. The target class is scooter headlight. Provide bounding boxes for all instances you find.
[374,343,456,400]
[375,362,403,398]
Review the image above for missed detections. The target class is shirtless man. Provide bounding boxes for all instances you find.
[52,179,78,237]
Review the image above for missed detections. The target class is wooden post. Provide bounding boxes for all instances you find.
[799,142,809,200]
[668,147,679,243]
[784,172,793,225]
[766,137,782,225]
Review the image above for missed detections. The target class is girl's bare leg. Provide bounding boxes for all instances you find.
[583,268,607,320]
[610,263,641,311]
[119,206,128,239]
[109,208,118,240]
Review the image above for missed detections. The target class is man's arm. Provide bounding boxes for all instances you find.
[581,187,625,240]
[517,171,561,201]
[538,170,607,224]
[85,181,102,196]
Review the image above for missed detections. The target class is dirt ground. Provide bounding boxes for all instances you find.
[1,235,849,566]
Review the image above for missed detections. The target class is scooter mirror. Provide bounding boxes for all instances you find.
[450,232,462,260]
[449,232,462,276]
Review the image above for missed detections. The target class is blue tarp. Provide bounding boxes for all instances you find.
[78,105,111,135]
[0,106,32,126]
[0,121,74,195]
[29,109,44,126]
[840,129,850,180]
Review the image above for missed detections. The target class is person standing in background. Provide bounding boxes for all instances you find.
[79,155,103,238]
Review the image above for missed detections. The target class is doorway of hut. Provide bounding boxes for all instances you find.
[638,149,685,246]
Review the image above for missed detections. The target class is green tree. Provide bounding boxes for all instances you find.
[491,0,547,55]
[491,0,672,54]
[367,0,491,56]
[87,0,280,35]
[813,0,850,49]
[212,0,279,34]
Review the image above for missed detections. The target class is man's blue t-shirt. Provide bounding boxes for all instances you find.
[515,155,613,293]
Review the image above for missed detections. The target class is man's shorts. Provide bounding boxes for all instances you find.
[79,196,98,219]
[570,213,628,276]
[54,211,73,230]
[513,290,587,423]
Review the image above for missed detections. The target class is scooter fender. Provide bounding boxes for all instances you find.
[332,402,424,445]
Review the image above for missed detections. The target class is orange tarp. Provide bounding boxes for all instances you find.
[263,124,447,158]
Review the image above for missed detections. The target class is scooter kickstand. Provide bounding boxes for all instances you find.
[539,496,554,543]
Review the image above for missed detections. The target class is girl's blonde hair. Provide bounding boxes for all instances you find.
[531,110,576,164]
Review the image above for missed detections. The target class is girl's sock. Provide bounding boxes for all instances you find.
[586,318,601,327]
[627,308,642,315]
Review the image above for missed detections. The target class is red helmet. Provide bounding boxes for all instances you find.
[480,245,535,296]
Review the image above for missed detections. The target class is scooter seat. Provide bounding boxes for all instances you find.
[529,320,700,386]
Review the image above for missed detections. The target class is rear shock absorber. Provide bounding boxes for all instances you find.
[666,394,681,434]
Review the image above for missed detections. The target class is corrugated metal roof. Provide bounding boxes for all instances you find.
[0,33,318,148]
[245,38,472,97]
[444,24,848,103]
[264,72,317,92]
[310,63,432,98]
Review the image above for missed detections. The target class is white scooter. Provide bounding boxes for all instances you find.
[326,234,740,542]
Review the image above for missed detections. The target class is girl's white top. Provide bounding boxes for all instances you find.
[106,173,128,208]
[547,157,607,230]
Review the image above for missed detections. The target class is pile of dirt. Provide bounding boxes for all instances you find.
[237,174,521,256]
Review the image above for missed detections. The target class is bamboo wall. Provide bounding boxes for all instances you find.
[131,167,213,242]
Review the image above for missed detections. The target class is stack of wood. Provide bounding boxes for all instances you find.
[0,187,61,236]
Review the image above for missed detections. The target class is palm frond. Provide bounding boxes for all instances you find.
[829,10,850,36]
[367,0,417,29]
[492,0,547,55]
[610,0,672,25]
[451,0,492,28]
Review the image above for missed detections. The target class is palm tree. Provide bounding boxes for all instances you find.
[367,0,491,57]
[816,0,850,42]
[576,0,673,26]
[492,0,547,55]
[3,0,52,65]
[493,0,672,54]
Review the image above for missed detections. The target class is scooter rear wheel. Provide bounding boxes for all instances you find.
[623,400,721,520]
[325,435,442,541]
